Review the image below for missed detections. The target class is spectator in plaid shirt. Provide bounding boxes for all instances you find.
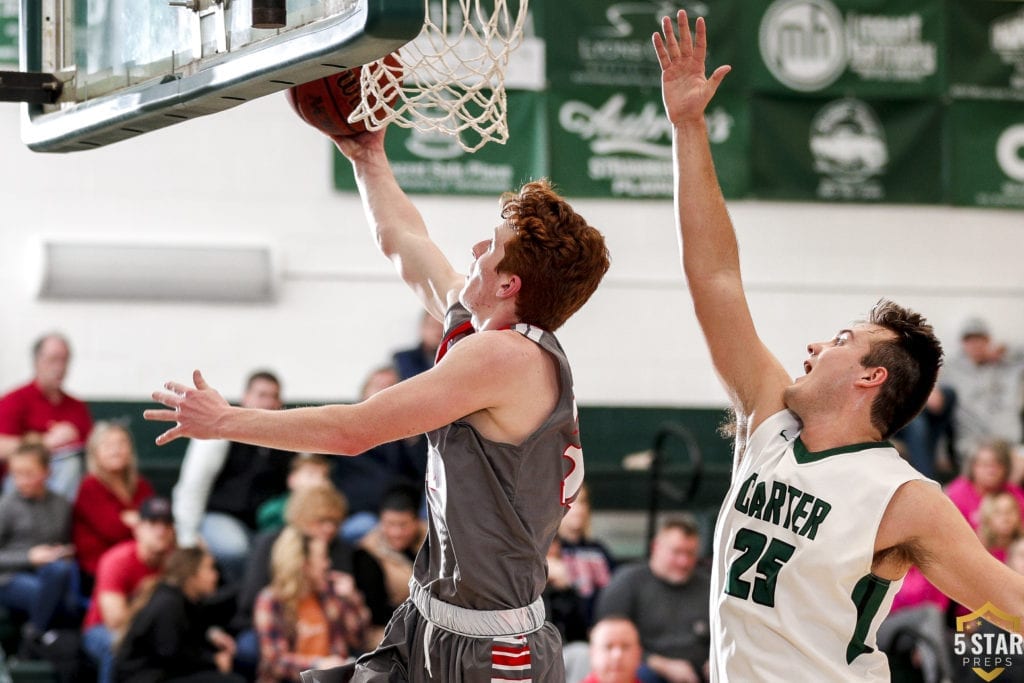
[254,526,370,683]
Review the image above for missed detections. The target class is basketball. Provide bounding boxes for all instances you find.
[286,56,401,137]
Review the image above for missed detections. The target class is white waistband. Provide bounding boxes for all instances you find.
[408,578,546,638]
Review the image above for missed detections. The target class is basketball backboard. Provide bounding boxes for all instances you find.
[17,0,422,152]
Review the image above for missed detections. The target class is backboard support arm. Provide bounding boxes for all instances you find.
[0,71,63,104]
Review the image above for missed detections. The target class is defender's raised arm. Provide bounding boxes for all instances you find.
[655,11,789,431]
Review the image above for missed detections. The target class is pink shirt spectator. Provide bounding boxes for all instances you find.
[944,476,1024,529]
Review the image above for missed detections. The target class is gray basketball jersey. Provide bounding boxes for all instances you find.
[710,409,933,682]
[413,303,585,610]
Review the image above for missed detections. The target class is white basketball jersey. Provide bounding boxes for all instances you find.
[709,410,931,682]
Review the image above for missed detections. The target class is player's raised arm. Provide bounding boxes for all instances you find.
[655,11,789,426]
[332,130,464,321]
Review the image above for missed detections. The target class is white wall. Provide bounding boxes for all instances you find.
[1,96,1022,407]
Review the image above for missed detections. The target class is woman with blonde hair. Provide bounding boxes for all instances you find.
[977,490,1024,562]
[231,484,389,677]
[73,421,155,592]
[254,526,370,683]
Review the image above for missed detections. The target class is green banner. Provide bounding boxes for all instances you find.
[333,90,547,195]
[949,100,1024,208]
[542,0,741,91]
[744,0,944,97]
[548,86,749,199]
[0,0,17,65]
[750,96,943,203]
[948,0,1024,102]
[324,0,1020,208]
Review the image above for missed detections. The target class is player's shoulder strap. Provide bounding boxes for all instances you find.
[435,304,475,364]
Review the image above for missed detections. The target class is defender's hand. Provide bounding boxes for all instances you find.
[653,10,731,125]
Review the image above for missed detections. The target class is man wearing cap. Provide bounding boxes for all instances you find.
[942,316,1024,462]
[82,496,177,683]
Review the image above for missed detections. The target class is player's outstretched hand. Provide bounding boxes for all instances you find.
[144,369,230,445]
[653,10,731,126]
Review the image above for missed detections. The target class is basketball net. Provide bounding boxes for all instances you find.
[351,0,528,153]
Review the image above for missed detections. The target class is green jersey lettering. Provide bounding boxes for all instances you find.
[800,498,833,540]
[734,473,757,515]
[783,485,803,529]
[763,481,788,525]
[725,528,797,608]
[732,476,832,540]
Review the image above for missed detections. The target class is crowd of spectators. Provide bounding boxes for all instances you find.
[0,324,437,682]
[0,312,1021,683]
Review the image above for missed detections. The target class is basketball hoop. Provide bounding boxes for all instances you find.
[351,0,529,153]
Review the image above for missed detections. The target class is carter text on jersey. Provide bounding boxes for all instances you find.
[733,472,832,540]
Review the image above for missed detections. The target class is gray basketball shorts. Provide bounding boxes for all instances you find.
[300,600,565,683]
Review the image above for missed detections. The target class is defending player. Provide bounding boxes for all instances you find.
[145,126,609,683]
[654,10,1024,681]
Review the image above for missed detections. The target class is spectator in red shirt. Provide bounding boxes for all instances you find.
[0,333,93,500]
[82,496,176,683]
[72,422,155,595]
